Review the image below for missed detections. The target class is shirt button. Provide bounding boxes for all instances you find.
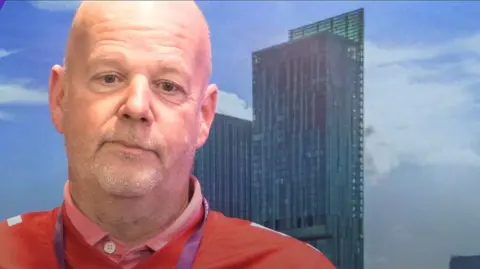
[103,241,116,254]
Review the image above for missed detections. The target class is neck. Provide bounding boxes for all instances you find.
[69,179,191,247]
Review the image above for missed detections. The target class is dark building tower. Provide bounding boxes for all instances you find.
[288,8,365,269]
[449,255,480,269]
[194,110,252,220]
[251,9,364,269]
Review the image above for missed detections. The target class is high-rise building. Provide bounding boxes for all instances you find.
[251,8,364,269]
[194,111,252,220]
[450,255,480,269]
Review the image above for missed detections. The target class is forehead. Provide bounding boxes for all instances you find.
[94,22,193,66]
[75,2,204,74]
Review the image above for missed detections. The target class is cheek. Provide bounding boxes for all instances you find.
[156,109,199,151]
[63,103,104,158]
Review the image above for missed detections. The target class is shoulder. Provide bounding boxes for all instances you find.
[0,208,58,249]
[0,209,59,269]
[201,211,335,269]
[0,208,57,231]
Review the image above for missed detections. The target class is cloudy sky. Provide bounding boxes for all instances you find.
[1,1,480,269]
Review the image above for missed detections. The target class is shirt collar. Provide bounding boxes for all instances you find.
[64,176,204,250]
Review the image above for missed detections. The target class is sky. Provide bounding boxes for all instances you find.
[1,1,480,269]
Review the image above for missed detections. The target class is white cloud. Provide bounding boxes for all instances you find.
[365,34,480,184]
[0,47,49,120]
[216,91,252,121]
[30,1,80,11]
[0,82,48,105]
[0,81,48,121]
[0,49,18,58]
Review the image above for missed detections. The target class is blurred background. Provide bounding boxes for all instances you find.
[1,1,480,269]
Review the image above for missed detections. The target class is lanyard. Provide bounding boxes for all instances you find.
[53,199,209,269]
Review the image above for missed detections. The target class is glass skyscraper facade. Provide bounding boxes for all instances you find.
[251,9,364,269]
[193,113,252,220]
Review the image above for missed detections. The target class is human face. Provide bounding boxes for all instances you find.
[48,5,217,197]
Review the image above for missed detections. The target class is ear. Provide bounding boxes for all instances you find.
[49,65,66,134]
[195,83,218,149]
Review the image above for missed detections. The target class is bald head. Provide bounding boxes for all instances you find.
[65,1,212,87]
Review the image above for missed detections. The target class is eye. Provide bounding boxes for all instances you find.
[89,73,125,93]
[155,80,181,93]
[102,74,120,84]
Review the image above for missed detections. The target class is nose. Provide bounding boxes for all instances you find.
[118,75,154,125]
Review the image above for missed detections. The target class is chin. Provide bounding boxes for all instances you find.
[95,168,160,198]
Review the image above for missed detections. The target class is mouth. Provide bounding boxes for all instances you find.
[104,140,156,157]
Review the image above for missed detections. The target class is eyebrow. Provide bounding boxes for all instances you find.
[86,54,191,79]
[156,58,191,78]
[86,54,126,74]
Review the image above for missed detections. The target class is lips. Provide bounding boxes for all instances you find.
[111,140,149,151]
[103,140,156,156]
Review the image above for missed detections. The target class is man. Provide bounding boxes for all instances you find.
[0,1,335,269]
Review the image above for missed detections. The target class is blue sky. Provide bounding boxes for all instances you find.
[1,1,480,269]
